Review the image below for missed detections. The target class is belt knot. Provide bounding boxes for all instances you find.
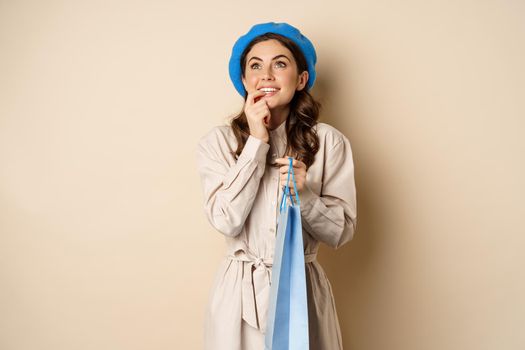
[253,257,264,268]
[226,248,317,333]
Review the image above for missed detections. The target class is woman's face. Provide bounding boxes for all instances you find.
[242,39,308,109]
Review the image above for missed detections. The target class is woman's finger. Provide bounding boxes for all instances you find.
[279,165,306,175]
[246,89,267,106]
[275,157,306,168]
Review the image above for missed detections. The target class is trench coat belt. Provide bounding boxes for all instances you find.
[227,250,318,333]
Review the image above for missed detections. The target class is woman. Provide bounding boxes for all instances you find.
[195,22,357,350]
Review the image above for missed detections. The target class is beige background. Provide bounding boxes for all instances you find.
[1,0,524,349]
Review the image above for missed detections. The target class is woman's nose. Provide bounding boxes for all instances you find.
[260,66,274,79]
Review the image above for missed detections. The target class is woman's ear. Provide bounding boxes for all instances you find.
[296,70,309,91]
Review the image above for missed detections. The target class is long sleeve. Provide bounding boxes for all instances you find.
[298,136,357,249]
[196,129,270,237]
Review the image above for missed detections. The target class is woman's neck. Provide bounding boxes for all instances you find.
[268,105,290,130]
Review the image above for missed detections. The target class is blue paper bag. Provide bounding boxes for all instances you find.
[265,157,309,350]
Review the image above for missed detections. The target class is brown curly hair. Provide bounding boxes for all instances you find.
[229,32,321,169]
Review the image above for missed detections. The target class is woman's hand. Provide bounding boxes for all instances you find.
[244,89,271,143]
[275,157,307,196]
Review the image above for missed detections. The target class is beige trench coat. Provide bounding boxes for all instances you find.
[195,119,357,350]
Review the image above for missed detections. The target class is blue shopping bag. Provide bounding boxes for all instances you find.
[265,157,309,350]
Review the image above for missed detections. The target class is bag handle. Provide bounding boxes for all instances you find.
[279,156,301,212]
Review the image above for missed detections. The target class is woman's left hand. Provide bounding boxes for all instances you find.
[275,157,307,196]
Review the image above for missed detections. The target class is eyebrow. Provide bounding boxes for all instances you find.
[248,54,290,63]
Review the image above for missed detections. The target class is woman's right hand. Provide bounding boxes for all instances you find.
[244,89,271,143]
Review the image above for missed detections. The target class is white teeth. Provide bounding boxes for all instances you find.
[259,87,279,92]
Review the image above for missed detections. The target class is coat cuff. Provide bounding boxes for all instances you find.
[238,135,270,164]
[299,183,318,208]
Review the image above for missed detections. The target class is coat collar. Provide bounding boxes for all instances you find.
[269,118,287,140]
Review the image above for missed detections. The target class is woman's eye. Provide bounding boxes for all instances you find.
[250,61,287,69]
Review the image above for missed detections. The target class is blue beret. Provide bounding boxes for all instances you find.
[228,22,317,97]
